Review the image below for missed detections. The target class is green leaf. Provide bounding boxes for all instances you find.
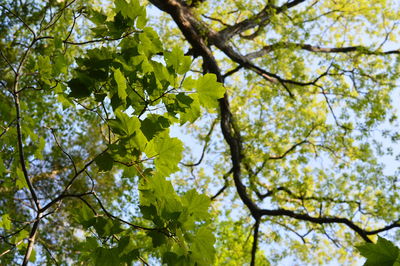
[356,236,399,266]
[94,247,120,266]
[36,55,52,80]
[162,252,180,265]
[29,247,36,262]
[82,237,99,250]
[113,68,128,101]
[140,204,158,220]
[164,46,192,75]
[115,0,143,20]
[118,236,140,262]
[67,78,91,98]
[95,93,107,102]
[34,137,45,160]
[190,227,216,265]
[88,9,107,25]
[53,36,63,49]
[54,54,67,75]
[108,111,140,137]
[176,93,193,106]
[16,168,27,189]
[0,214,11,230]
[178,94,200,123]
[182,189,211,221]
[147,231,166,247]
[74,204,96,228]
[395,255,400,266]
[0,157,6,175]
[136,12,147,29]
[138,27,163,56]
[12,230,29,245]
[153,131,183,176]
[183,74,225,108]
[93,217,114,237]
[139,173,184,226]
[140,115,170,141]
[95,152,114,171]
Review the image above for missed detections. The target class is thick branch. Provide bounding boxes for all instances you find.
[149,0,260,217]
[250,219,260,266]
[246,42,400,59]
[259,208,373,242]
[22,215,41,266]
[218,0,306,41]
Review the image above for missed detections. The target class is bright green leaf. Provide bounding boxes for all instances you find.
[16,168,27,189]
[165,46,192,75]
[183,74,225,108]
[153,131,183,176]
[113,68,128,101]
[182,189,211,221]
[0,214,11,230]
[190,227,216,265]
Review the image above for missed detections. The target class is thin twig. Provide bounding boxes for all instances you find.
[0,4,36,37]
[91,192,167,233]
[37,30,141,46]
[50,127,77,175]
[210,168,233,200]
[0,119,16,139]
[181,119,217,167]
[0,49,17,74]
[40,240,60,266]
[0,239,24,258]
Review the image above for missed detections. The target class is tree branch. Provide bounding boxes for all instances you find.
[259,208,373,242]
[91,192,169,233]
[180,119,216,167]
[0,119,16,139]
[268,140,309,160]
[0,239,24,258]
[218,0,306,41]
[210,168,233,200]
[0,4,36,38]
[246,42,400,59]
[150,0,400,254]
[22,215,41,266]
[250,219,260,266]
[13,59,41,213]
[50,127,77,175]
[36,30,140,46]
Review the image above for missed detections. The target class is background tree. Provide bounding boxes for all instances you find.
[0,0,400,265]
[148,0,400,264]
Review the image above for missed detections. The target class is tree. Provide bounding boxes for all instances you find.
[0,0,399,265]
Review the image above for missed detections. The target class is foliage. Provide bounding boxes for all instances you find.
[0,0,220,264]
[0,0,400,265]
[357,237,400,266]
